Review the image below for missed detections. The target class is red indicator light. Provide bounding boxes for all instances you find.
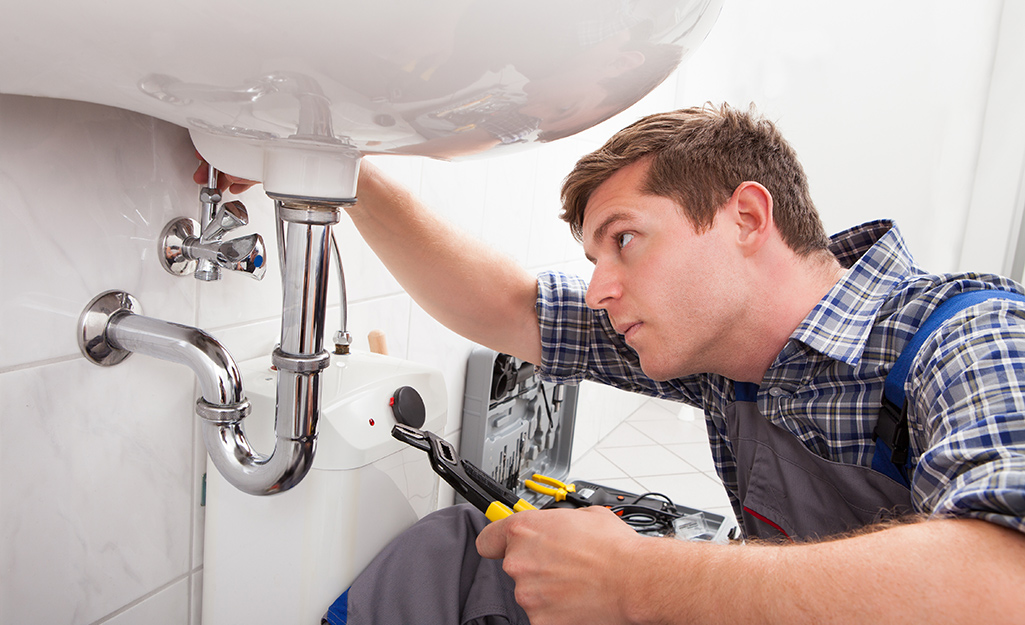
[369,418,375,426]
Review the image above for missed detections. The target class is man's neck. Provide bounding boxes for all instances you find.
[730,250,847,384]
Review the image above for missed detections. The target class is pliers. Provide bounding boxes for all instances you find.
[524,473,593,507]
[391,424,536,522]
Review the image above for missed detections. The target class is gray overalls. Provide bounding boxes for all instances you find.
[731,288,1025,541]
[728,381,912,541]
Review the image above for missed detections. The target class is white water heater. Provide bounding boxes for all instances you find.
[202,351,447,624]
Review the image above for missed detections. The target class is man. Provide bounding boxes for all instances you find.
[199,104,1025,623]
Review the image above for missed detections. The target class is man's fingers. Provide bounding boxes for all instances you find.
[475,516,513,560]
[193,160,210,186]
[226,177,257,194]
[192,157,257,194]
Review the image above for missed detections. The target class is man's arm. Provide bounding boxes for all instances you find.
[345,159,543,364]
[477,508,1025,624]
[194,154,543,362]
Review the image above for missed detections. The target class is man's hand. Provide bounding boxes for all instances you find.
[192,151,258,194]
[476,506,646,625]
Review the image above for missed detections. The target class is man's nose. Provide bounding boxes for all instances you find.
[585,264,621,310]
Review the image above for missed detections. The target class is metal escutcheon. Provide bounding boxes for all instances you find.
[78,290,141,366]
[160,217,201,276]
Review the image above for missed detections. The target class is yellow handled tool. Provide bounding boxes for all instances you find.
[392,424,536,522]
[525,473,592,507]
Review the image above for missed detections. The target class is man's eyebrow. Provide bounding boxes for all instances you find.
[583,212,630,264]
[590,211,631,247]
[583,211,632,263]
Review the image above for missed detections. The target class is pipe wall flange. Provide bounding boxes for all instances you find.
[78,290,142,366]
[271,347,331,373]
[196,398,251,424]
[160,217,201,276]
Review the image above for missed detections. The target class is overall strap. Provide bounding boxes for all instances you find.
[873,289,1025,487]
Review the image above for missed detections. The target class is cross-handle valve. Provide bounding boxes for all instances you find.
[201,200,249,241]
[159,173,267,280]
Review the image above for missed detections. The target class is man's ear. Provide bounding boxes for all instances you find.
[729,181,773,255]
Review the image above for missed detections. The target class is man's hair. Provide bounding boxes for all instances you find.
[560,103,831,257]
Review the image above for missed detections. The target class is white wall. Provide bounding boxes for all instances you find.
[0,1,1019,623]
[673,0,1013,273]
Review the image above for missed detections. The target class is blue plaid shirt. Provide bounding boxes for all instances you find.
[536,220,1025,533]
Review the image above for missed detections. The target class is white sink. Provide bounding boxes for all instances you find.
[0,0,722,198]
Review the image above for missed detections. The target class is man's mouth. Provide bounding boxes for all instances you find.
[617,321,642,342]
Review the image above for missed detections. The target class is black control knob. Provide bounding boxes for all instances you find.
[390,386,426,428]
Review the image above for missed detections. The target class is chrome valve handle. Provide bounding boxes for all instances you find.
[160,217,267,280]
[201,200,249,242]
[160,168,267,281]
[197,233,267,280]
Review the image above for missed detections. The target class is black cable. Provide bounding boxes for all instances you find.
[610,504,681,534]
[610,492,686,534]
[538,383,555,430]
[631,493,682,517]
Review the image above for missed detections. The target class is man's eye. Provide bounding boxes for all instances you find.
[618,233,634,249]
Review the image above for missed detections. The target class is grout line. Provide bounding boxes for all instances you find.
[591,406,720,482]
[87,572,192,625]
[0,353,79,374]
[204,313,281,336]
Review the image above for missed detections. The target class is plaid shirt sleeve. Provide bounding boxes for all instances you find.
[909,302,1025,533]
[533,271,705,403]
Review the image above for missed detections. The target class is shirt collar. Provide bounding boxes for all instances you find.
[776,219,922,368]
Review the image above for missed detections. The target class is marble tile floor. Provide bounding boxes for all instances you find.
[568,398,735,521]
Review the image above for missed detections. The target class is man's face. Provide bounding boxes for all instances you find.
[581,160,744,381]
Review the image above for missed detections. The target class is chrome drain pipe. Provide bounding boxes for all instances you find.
[79,197,346,496]
[202,197,342,494]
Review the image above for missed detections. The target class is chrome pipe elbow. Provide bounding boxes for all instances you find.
[107,312,245,406]
[200,419,316,496]
[110,307,318,494]
[200,347,330,495]
[77,290,321,496]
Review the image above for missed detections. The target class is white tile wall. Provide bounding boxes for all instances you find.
[0,95,205,625]
[0,2,1012,623]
